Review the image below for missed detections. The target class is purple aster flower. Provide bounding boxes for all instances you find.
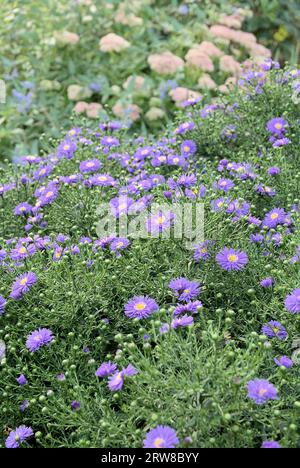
[110,196,134,218]
[94,236,116,250]
[16,374,27,386]
[57,140,77,159]
[95,361,117,378]
[0,295,6,315]
[173,301,202,316]
[217,178,235,192]
[79,159,101,173]
[19,399,29,413]
[143,426,179,448]
[274,356,293,369]
[123,364,138,376]
[5,425,34,448]
[56,233,69,244]
[100,136,119,148]
[71,400,81,411]
[79,237,92,245]
[33,164,53,181]
[149,174,165,186]
[124,296,159,319]
[268,167,281,176]
[26,328,54,353]
[261,440,281,449]
[169,278,200,302]
[110,238,130,257]
[10,272,37,300]
[266,118,288,135]
[177,174,197,188]
[250,233,264,243]
[159,323,170,334]
[256,185,276,197]
[21,155,41,165]
[172,314,194,328]
[89,174,115,187]
[260,277,274,288]
[194,241,214,262]
[221,125,237,141]
[273,137,290,148]
[14,202,32,216]
[285,289,300,314]
[69,245,80,256]
[216,248,249,271]
[211,197,228,212]
[108,371,124,392]
[261,321,287,341]
[10,243,36,262]
[180,140,197,157]
[147,211,175,234]
[174,121,195,135]
[167,154,187,168]
[247,379,279,405]
[0,249,7,263]
[57,373,66,381]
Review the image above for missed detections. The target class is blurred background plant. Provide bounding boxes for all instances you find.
[242,0,300,64]
[0,0,299,162]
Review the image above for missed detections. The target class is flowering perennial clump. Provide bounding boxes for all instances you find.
[1,63,300,449]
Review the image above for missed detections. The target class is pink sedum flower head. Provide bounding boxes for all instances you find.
[99,33,130,52]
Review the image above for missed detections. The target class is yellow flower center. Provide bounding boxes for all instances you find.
[86,162,94,167]
[154,438,164,448]
[271,213,279,220]
[228,254,238,263]
[275,123,282,130]
[98,176,107,182]
[183,146,190,152]
[135,303,146,311]
[259,388,267,396]
[19,247,27,254]
[20,278,28,286]
[156,216,166,225]
[63,145,70,151]
[46,191,53,198]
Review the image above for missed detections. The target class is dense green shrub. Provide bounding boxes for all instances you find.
[0,63,300,448]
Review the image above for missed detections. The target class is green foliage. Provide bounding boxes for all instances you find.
[0,66,300,447]
[242,0,300,63]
